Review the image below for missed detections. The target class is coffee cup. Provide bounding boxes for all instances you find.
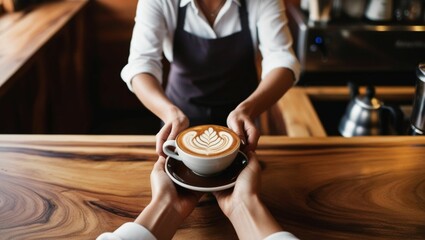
[162,125,241,176]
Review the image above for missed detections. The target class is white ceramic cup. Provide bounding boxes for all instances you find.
[162,125,241,176]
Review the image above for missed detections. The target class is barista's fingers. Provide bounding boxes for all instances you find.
[244,121,259,151]
[166,116,190,141]
[156,115,189,157]
[228,121,247,148]
[156,125,172,157]
[167,123,180,141]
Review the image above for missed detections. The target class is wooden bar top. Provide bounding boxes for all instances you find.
[0,135,424,239]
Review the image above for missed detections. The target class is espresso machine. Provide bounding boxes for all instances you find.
[287,0,425,86]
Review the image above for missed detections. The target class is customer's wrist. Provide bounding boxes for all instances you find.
[134,199,183,239]
[227,195,283,240]
[228,194,261,221]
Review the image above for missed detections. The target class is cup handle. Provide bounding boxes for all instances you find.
[162,140,184,161]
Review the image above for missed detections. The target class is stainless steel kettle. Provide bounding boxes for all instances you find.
[339,83,404,137]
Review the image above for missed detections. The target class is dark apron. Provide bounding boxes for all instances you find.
[166,0,258,127]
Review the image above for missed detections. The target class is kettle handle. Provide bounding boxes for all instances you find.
[381,105,404,135]
[348,81,359,100]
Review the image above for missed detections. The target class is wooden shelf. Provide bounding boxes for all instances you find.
[274,87,327,137]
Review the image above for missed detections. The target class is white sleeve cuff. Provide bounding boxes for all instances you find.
[121,61,163,92]
[261,52,301,85]
[263,231,300,240]
[96,222,157,240]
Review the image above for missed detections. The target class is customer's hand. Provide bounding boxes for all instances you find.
[227,109,260,152]
[150,156,203,219]
[134,156,203,239]
[213,151,261,217]
[213,152,284,240]
[156,108,189,157]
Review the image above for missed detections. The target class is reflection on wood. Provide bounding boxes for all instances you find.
[0,135,424,239]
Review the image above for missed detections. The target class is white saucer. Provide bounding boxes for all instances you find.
[165,151,248,192]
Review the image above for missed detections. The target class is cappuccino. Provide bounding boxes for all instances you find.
[178,125,239,158]
[163,125,241,176]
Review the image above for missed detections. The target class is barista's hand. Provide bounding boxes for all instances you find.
[227,108,260,152]
[156,107,189,157]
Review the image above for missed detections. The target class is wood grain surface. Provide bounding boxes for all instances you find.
[0,135,425,239]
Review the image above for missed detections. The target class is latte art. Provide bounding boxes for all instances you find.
[163,125,240,175]
[180,127,237,157]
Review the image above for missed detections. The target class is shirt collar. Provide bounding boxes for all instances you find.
[179,0,241,8]
[180,0,191,7]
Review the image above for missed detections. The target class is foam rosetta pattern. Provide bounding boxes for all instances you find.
[182,127,234,156]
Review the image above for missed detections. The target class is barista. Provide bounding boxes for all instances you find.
[121,0,300,154]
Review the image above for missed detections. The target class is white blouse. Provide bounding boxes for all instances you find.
[121,0,300,91]
[96,222,300,240]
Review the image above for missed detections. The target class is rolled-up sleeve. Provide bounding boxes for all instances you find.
[97,222,157,240]
[121,0,167,92]
[263,231,300,240]
[257,0,301,83]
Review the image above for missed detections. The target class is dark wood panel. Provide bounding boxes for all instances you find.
[90,0,139,110]
[88,0,164,134]
[0,1,91,133]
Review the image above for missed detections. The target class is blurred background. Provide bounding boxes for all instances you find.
[0,0,424,135]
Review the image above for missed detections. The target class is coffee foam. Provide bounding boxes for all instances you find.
[178,126,239,157]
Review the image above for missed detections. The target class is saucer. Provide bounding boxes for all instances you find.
[165,151,248,192]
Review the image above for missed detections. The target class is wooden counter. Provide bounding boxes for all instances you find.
[1,135,424,239]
